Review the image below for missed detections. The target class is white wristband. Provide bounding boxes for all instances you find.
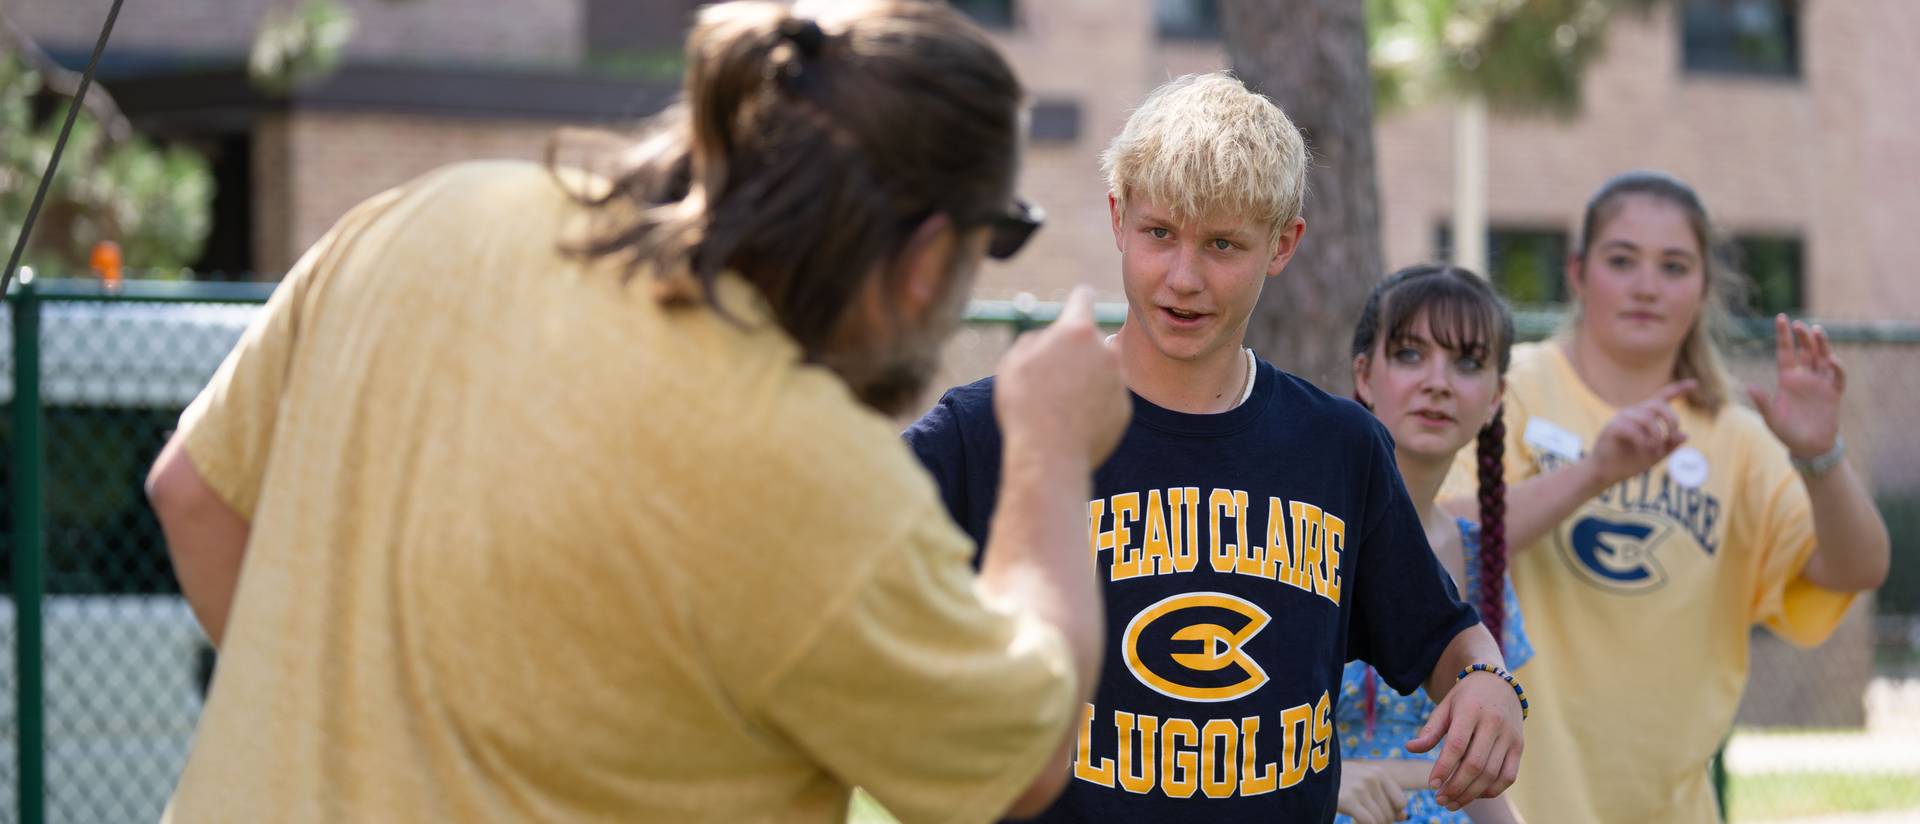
[1791,435,1846,477]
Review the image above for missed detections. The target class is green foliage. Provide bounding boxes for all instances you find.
[248,0,357,94]
[582,47,686,81]
[0,55,213,276]
[1368,0,1659,114]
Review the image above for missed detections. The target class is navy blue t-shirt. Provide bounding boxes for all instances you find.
[903,359,1478,823]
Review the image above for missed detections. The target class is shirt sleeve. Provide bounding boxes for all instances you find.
[176,187,406,519]
[758,512,1076,824]
[1743,436,1858,646]
[902,390,973,532]
[1348,422,1481,695]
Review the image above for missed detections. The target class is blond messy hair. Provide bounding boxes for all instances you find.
[1101,72,1309,245]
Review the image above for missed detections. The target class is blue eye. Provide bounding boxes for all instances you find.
[1149,227,1171,240]
[1392,347,1421,364]
[1212,239,1234,251]
[1456,356,1485,373]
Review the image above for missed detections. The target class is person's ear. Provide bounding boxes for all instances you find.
[1265,216,1306,277]
[1352,353,1375,409]
[1565,252,1587,301]
[891,212,960,323]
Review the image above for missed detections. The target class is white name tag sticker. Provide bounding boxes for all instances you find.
[1668,446,1710,488]
[1523,418,1584,461]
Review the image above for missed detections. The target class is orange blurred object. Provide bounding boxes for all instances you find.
[91,240,123,286]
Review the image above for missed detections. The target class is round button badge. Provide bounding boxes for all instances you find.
[1668,446,1710,489]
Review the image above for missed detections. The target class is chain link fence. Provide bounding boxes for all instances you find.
[3,277,262,824]
[2,280,1916,822]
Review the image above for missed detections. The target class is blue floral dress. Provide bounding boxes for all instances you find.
[1334,519,1532,824]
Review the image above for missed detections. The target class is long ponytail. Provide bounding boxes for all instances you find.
[558,0,1023,358]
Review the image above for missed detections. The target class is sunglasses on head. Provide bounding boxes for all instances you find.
[985,199,1045,260]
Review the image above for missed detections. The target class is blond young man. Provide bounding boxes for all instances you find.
[905,73,1525,822]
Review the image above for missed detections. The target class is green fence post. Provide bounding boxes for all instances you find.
[1712,738,1729,821]
[10,274,45,824]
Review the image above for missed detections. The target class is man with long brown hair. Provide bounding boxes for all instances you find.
[144,2,1125,821]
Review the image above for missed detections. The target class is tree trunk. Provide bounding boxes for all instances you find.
[1221,0,1382,395]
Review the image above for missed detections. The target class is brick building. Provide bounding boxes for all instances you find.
[13,0,1917,728]
[17,0,1915,323]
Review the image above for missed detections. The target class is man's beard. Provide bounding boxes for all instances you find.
[836,344,943,418]
[819,262,974,418]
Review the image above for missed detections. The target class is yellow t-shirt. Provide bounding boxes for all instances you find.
[1443,342,1855,824]
[164,160,1074,823]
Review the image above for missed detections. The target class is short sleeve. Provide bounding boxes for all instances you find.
[759,515,1076,824]
[1744,440,1857,646]
[177,187,406,519]
[902,391,973,531]
[1348,423,1480,694]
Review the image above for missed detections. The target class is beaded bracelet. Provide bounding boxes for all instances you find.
[1457,663,1530,721]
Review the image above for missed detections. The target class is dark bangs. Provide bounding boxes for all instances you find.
[1358,265,1516,374]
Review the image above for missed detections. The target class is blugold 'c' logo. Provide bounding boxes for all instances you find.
[1558,511,1677,594]
[1122,592,1270,703]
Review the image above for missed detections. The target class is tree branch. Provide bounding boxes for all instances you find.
[0,6,132,144]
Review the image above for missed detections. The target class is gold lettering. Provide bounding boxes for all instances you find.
[1160,718,1199,798]
[1115,711,1158,794]
[1200,718,1240,799]
[1073,703,1115,787]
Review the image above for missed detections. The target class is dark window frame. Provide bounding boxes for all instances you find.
[1156,0,1222,42]
[948,0,1017,30]
[1434,223,1573,306]
[1727,233,1806,316]
[1681,0,1801,79]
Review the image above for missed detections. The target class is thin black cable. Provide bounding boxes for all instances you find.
[3,0,126,294]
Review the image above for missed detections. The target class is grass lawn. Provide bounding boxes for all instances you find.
[848,790,900,824]
[1726,772,1920,821]
[849,771,1920,822]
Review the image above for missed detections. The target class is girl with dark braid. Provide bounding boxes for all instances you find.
[1335,265,1531,824]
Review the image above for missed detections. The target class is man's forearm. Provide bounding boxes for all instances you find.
[977,442,1104,700]
[977,440,1106,818]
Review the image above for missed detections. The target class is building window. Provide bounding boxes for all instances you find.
[1028,99,1082,143]
[949,0,1016,29]
[1435,225,1571,305]
[1156,0,1221,41]
[1730,234,1804,315]
[1682,0,1799,77]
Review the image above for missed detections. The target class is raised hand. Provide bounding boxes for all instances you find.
[1747,314,1845,459]
[993,287,1131,468]
[1588,379,1695,486]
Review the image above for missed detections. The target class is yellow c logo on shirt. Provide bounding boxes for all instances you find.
[1122,592,1270,703]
